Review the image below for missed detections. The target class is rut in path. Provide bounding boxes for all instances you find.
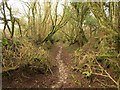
[51,46,69,88]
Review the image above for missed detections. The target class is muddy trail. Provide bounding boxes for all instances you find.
[2,44,116,88]
[51,45,77,88]
[2,45,77,88]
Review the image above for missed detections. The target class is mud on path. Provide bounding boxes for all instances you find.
[2,44,77,88]
[2,44,116,88]
[51,45,77,88]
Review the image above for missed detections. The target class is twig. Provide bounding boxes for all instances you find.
[96,60,118,86]
[22,73,29,79]
[96,79,116,88]
[92,73,109,78]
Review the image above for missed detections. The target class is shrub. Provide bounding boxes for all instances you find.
[2,37,52,74]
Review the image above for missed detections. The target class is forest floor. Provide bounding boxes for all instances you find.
[2,43,116,88]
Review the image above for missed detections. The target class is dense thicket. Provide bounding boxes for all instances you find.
[1,0,120,89]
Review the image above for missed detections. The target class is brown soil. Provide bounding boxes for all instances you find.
[2,44,117,88]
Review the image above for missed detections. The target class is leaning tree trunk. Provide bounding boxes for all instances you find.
[88,2,118,35]
[88,2,119,53]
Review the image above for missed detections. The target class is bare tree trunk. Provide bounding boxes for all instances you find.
[5,1,15,38]
[2,1,11,38]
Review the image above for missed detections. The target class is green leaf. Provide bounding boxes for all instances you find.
[82,71,92,77]
[2,38,9,46]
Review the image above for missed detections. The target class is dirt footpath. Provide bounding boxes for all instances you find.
[2,45,77,88]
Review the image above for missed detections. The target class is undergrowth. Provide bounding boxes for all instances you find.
[2,37,52,74]
[72,44,120,89]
